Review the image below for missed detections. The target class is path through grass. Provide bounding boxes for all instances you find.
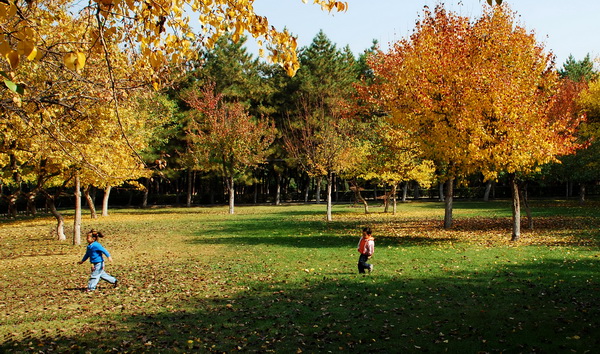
[1,201,599,352]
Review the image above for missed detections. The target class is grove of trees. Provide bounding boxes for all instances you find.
[2,2,598,242]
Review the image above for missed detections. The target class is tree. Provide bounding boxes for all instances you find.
[358,121,435,215]
[367,4,582,240]
[367,5,475,229]
[468,6,584,240]
[284,98,360,221]
[559,54,597,83]
[1,0,348,88]
[283,31,361,221]
[564,76,600,202]
[185,82,275,214]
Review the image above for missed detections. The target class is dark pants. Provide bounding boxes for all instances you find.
[358,254,372,273]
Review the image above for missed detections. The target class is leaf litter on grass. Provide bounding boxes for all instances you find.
[1,203,599,352]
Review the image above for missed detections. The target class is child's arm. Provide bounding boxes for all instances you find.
[78,250,90,264]
[96,243,112,260]
[367,240,375,257]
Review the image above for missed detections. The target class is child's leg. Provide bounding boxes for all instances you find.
[100,268,117,285]
[87,263,103,290]
[358,254,368,273]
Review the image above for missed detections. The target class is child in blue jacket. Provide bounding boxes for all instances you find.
[78,229,117,292]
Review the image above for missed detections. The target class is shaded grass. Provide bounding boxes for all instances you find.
[1,200,599,352]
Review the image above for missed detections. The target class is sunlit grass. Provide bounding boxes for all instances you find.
[1,200,599,352]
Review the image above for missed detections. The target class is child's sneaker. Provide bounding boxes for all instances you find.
[368,265,374,273]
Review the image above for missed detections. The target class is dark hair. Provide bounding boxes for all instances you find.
[88,229,104,238]
[362,227,372,235]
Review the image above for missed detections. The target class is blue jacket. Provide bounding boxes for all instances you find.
[81,241,111,264]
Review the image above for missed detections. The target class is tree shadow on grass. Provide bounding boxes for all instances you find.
[3,259,599,353]
[186,214,460,249]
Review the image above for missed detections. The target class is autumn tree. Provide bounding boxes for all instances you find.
[367,6,475,229]
[185,82,275,214]
[468,6,584,240]
[284,98,361,221]
[367,4,582,240]
[562,76,600,202]
[544,56,598,203]
[357,121,435,215]
[1,0,349,95]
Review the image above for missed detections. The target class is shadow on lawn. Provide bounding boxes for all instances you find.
[3,259,599,353]
[186,214,460,249]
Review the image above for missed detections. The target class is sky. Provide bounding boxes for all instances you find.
[245,0,600,68]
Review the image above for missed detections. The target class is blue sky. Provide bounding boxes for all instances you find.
[246,0,599,68]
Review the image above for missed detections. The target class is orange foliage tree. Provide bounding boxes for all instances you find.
[366,4,583,240]
[184,82,275,215]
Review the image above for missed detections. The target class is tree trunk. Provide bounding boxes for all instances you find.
[6,193,18,218]
[142,178,150,208]
[444,178,454,229]
[73,173,82,246]
[383,185,389,213]
[350,179,369,214]
[326,172,333,222]
[227,176,235,215]
[483,181,493,202]
[304,176,311,203]
[510,175,521,242]
[402,183,408,202]
[83,186,98,219]
[413,182,420,199]
[275,172,282,206]
[25,191,37,216]
[47,197,66,241]
[334,175,339,203]
[316,176,322,204]
[579,183,586,204]
[391,183,398,215]
[102,186,111,217]
[186,169,193,207]
[567,181,573,199]
[438,182,444,202]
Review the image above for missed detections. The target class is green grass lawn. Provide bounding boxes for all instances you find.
[1,200,599,352]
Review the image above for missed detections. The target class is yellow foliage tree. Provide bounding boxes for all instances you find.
[0,0,348,84]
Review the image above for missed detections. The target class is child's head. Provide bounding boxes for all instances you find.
[86,229,104,244]
[362,227,372,236]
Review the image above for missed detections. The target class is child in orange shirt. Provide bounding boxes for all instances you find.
[357,227,374,274]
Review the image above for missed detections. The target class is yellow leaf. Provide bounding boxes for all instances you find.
[63,52,77,70]
[75,52,86,70]
[0,40,11,57]
[17,41,37,60]
[7,3,17,18]
[6,50,19,70]
[26,46,38,61]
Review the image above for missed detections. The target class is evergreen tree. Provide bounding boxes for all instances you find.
[283,30,363,220]
[559,54,597,82]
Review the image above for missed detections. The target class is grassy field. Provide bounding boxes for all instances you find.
[1,200,599,353]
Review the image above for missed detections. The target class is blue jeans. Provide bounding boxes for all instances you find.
[358,254,372,273]
[88,262,116,290]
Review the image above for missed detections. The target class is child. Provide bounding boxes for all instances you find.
[78,229,118,292]
[357,227,375,274]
